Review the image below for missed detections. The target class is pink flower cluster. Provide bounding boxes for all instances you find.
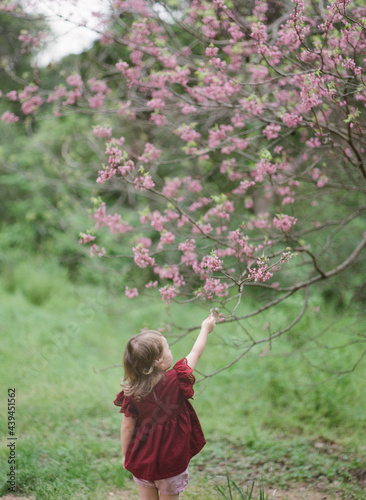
[93,125,112,138]
[210,308,225,323]
[125,286,139,298]
[179,239,197,266]
[159,285,178,304]
[248,257,273,283]
[1,111,19,123]
[201,253,223,272]
[263,123,281,140]
[154,264,185,287]
[19,85,43,115]
[18,30,46,53]
[93,202,132,235]
[90,244,106,257]
[133,245,155,268]
[157,231,175,249]
[199,278,229,300]
[175,124,201,143]
[309,168,328,188]
[78,233,96,244]
[232,181,255,195]
[134,174,155,190]
[273,215,297,232]
[162,177,181,198]
[88,77,110,108]
[138,142,162,163]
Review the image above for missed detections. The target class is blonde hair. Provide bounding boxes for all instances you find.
[122,330,165,401]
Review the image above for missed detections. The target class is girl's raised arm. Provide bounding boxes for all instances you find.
[186,316,215,370]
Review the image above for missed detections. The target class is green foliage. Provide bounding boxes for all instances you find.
[1,254,69,305]
[216,473,277,500]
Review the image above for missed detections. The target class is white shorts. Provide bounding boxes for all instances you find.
[133,467,189,495]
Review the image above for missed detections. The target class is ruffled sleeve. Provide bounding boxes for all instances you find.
[113,391,139,418]
[173,358,195,399]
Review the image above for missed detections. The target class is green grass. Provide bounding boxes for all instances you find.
[0,257,365,499]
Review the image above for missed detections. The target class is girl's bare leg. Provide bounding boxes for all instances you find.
[160,495,179,500]
[138,484,159,500]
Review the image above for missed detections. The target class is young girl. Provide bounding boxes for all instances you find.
[114,315,215,500]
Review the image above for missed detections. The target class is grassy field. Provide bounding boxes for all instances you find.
[0,257,365,499]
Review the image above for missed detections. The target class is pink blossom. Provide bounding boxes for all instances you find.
[47,85,67,103]
[96,167,116,184]
[201,253,223,272]
[125,286,139,298]
[136,237,152,248]
[93,125,112,138]
[150,113,167,126]
[134,174,155,190]
[208,125,233,148]
[21,95,43,115]
[133,245,155,268]
[181,103,197,115]
[192,223,214,235]
[114,0,151,15]
[250,22,268,42]
[78,233,96,244]
[210,307,225,322]
[175,125,201,142]
[252,159,277,182]
[249,65,269,83]
[188,197,212,212]
[263,123,281,140]
[209,57,226,70]
[138,143,161,163]
[281,112,302,128]
[117,160,134,176]
[88,78,110,94]
[93,203,133,234]
[1,111,19,123]
[228,24,244,41]
[248,257,273,283]
[145,281,158,288]
[317,176,328,188]
[158,231,175,249]
[116,61,129,74]
[6,91,18,101]
[18,30,45,53]
[232,181,255,195]
[162,177,181,198]
[66,74,83,88]
[183,176,202,193]
[200,278,229,300]
[90,244,106,257]
[147,98,165,110]
[231,113,245,128]
[205,46,219,56]
[88,93,105,108]
[178,239,196,253]
[273,215,297,232]
[159,285,178,304]
[306,137,322,148]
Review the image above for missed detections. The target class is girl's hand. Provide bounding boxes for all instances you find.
[201,316,216,333]
[122,455,126,469]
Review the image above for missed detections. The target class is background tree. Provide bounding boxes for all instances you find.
[2,0,365,379]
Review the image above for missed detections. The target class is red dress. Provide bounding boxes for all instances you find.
[114,358,206,481]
